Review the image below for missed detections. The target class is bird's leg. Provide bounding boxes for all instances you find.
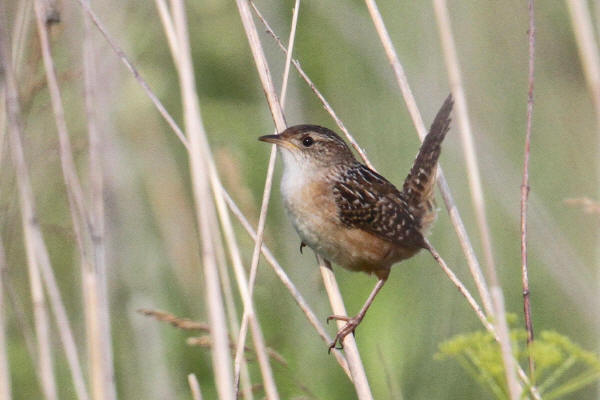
[327,276,387,352]
[300,241,306,254]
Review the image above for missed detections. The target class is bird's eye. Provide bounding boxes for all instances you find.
[302,136,314,147]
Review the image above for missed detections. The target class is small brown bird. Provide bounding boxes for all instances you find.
[259,95,453,351]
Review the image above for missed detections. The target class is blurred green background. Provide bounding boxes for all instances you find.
[1,0,598,399]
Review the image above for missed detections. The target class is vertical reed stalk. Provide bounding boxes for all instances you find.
[521,0,536,379]
[432,0,520,396]
[0,9,57,397]
[235,1,373,397]
[82,0,117,398]
[0,238,12,400]
[169,1,235,397]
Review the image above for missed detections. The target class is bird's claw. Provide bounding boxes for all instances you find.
[326,314,362,353]
[300,241,306,254]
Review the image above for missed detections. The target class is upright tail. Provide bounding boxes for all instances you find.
[402,94,453,226]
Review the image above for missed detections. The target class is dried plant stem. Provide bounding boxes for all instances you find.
[11,0,32,71]
[236,0,373,395]
[319,258,373,400]
[565,1,600,365]
[433,0,519,396]
[363,0,494,319]
[0,9,57,398]
[222,191,352,379]
[161,0,278,396]
[521,0,536,379]
[72,0,190,149]
[81,0,116,398]
[167,1,235,398]
[73,0,350,383]
[232,3,286,384]
[363,1,541,395]
[210,206,254,400]
[249,1,375,170]
[188,374,203,400]
[34,0,112,398]
[0,239,12,400]
[232,0,299,394]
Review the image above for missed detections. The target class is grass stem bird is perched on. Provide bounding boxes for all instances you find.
[259,95,454,351]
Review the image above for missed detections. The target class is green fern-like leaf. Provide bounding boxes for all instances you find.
[436,329,600,399]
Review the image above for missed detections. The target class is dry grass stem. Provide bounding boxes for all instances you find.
[11,0,33,71]
[363,0,494,319]
[164,0,278,396]
[212,218,255,400]
[232,2,287,388]
[363,1,543,394]
[433,0,519,395]
[0,7,58,397]
[76,0,349,385]
[222,190,352,379]
[81,1,116,397]
[250,1,375,170]
[168,1,235,397]
[0,239,12,400]
[520,0,536,380]
[73,0,190,149]
[34,0,111,397]
[236,1,372,395]
[154,3,254,396]
[565,3,600,373]
[319,258,373,400]
[188,373,204,400]
[232,0,299,393]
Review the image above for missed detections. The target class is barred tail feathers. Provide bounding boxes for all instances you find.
[402,94,453,214]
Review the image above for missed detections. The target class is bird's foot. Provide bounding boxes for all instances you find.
[326,314,364,353]
[299,241,306,254]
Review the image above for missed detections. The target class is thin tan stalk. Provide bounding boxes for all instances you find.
[235,0,373,395]
[34,1,109,398]
[520,0,536,379]
[565,2,600,375]
[250,0,375,170]
[165,0,278,396]
[0,238,12,400]
[232,2,286,383]
[82,0,116,398]
[188,374,203,400]
[319,258,373,400]
[72,0,351,382]
[222,191,352,379]
[0,9,57,398]
[362,2,541,395]
[363,0,494,319]
[11,0,32,71]
[232,0,299,393]
[432,0,519,396]
[425,239,538,399]
[72,0,189,149]
[210,205,254,400]
[168,0,234,397]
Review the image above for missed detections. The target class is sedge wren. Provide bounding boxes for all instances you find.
[259,95,453,351]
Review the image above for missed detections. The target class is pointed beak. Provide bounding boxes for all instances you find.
[258,134,282,144]
[258,134,297,151]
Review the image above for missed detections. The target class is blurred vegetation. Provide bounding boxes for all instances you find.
[1,0,599,399]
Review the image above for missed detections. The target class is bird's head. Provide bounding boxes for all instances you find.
[259,125,356,169]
